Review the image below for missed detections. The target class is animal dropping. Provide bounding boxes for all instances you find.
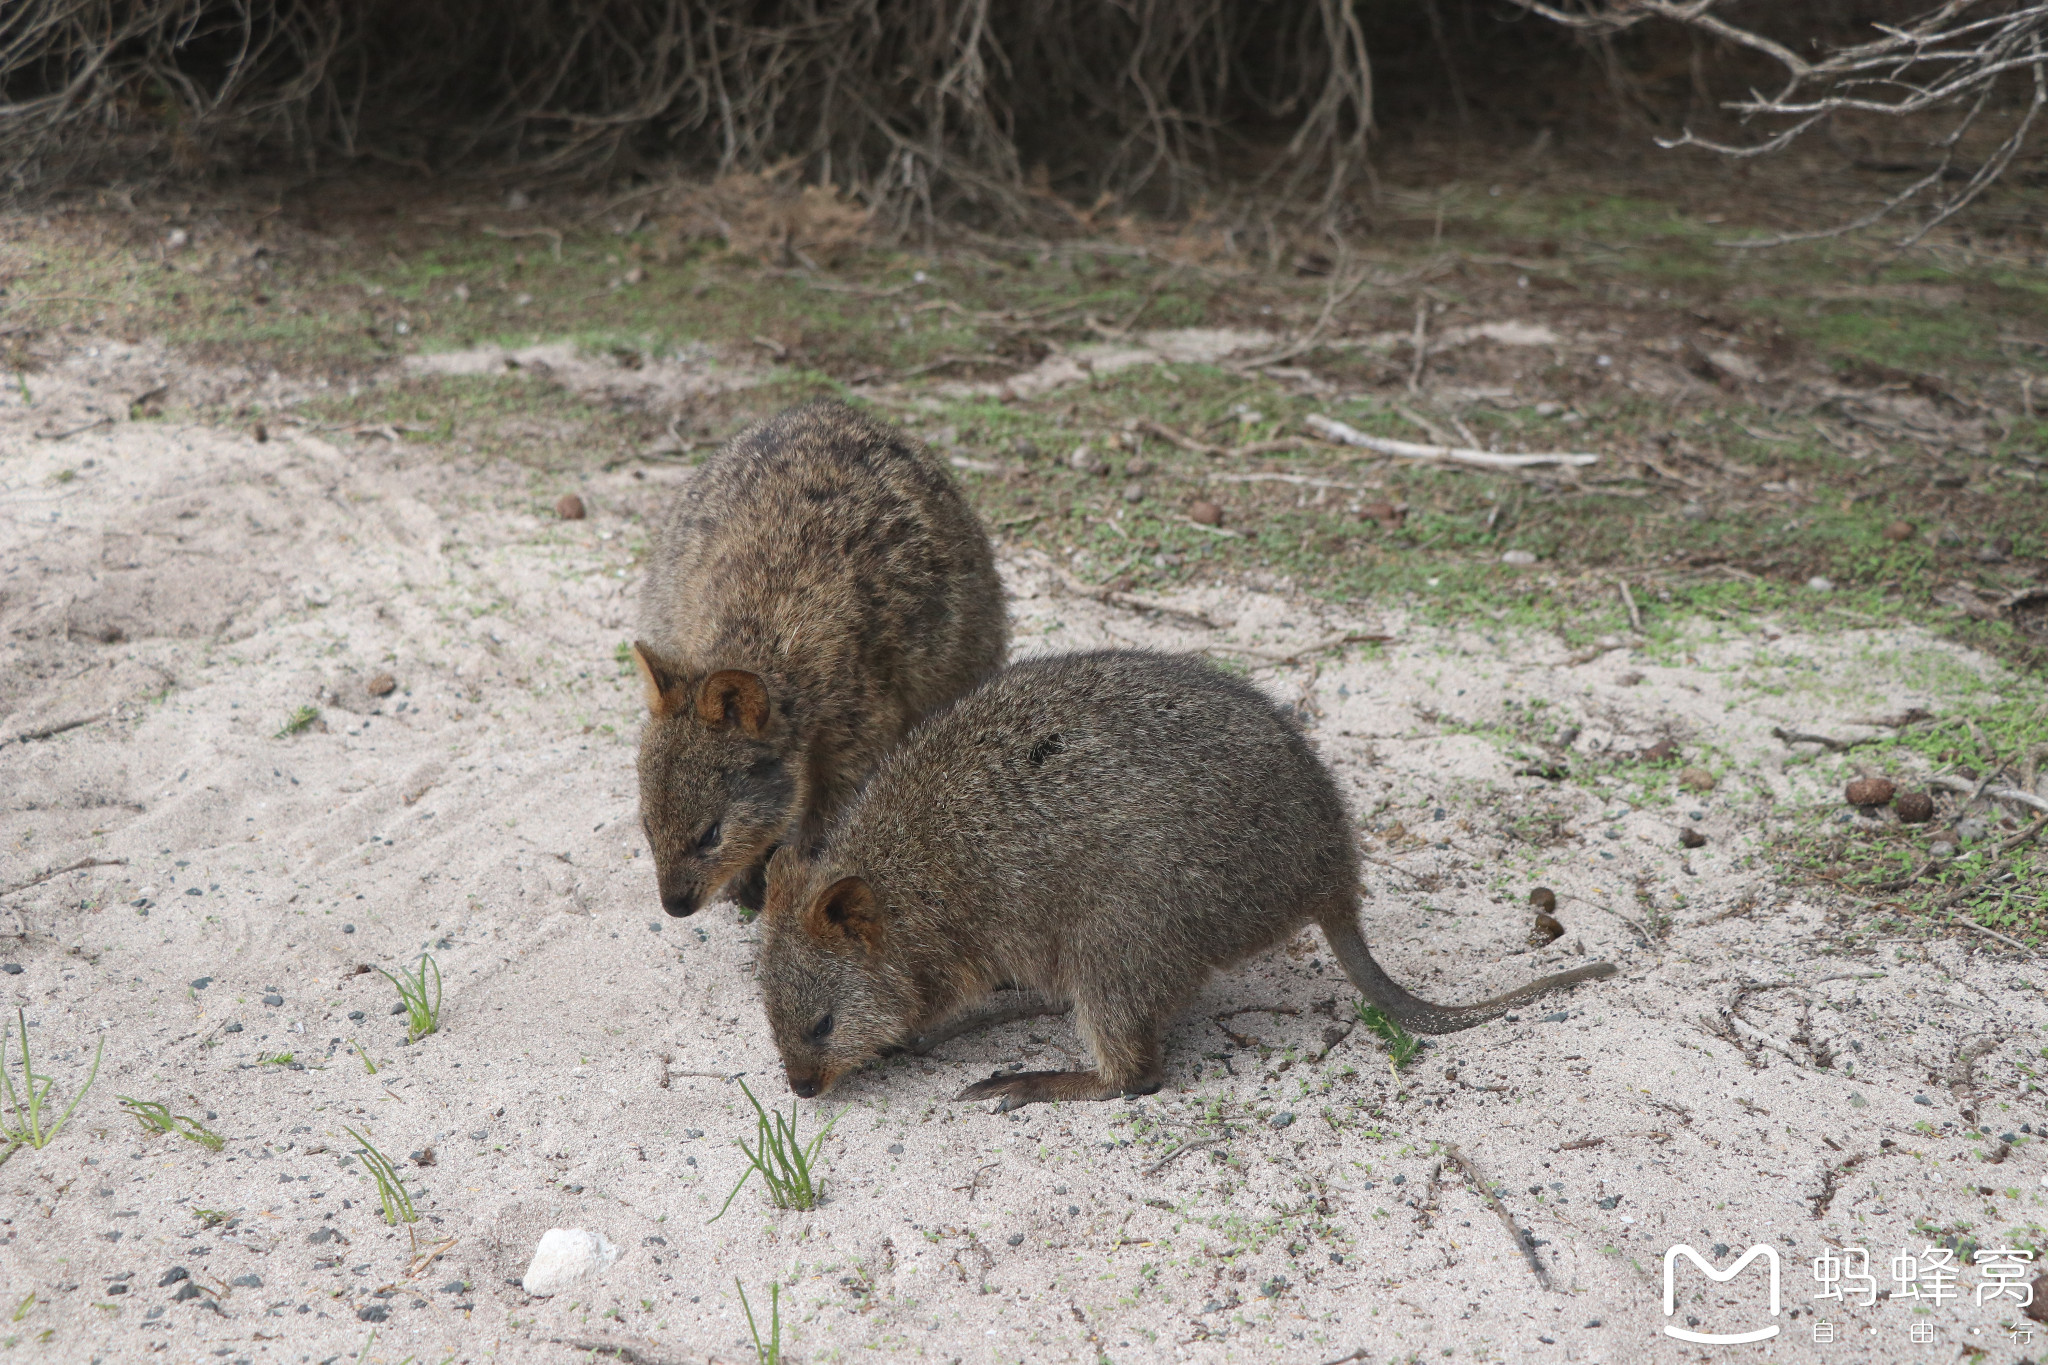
[631,401,1005,917]
[759,650,1616,1110]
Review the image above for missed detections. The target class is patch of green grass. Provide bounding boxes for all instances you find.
[0,1008,103,1161]
[276,705,320,738]
[342,1125,419,1228]
[1355,1004,1421,1070]
[118,1097,225,1152]
[257,1051,295,1067]
[737,1278,782,1365]
[378,954,441,1044]
[711,1078,840,1220]
[192,1208,233,1228]
[349,1037,377,1074]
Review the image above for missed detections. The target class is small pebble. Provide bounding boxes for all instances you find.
[1188,499,1224,527]
[159,1267,189,1287]
[887,1143,904,1155]
[347,1011,364,1022]
[343,924,355,934]
[521,1228,619,1297]
[1006,1233,1024,1246]
[556,493,587,520]
[0,964,20,975]
[230,1274,262,1288]
[1269,1112,1295,1129]
[1678,767,1716,793]
[1806,576,1833,592]
[171,1283,200,1302]
[366,672,397,697]
[262,994,284,1007]
[224,1022,242,1033]
[1914,1094,1935,1106]
[1500,550,1537,566]
[357,1304,389,1322]
[189,977,212,990]
[1929,841,1957,859]
[1679,827,1706,849]
[391,1002,408,1015]
[1068,446,1107,476]
[1122,481,1146,504]
[1882,520,1915,542]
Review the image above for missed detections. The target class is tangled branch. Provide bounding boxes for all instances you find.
[0,1,1372,231]
[1508,1,2048,245]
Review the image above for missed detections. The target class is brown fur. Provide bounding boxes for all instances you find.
[632,400,1006,917]
[758,650,1616,1108]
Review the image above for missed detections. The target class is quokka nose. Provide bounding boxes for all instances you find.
[661,888,701,917]
[789,1075,820,1099]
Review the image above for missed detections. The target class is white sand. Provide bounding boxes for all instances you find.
[3,341,2044,1365]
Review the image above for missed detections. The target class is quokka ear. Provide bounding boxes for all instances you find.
[695,669,772,737]
[803,876,882,953]
[631,641,691,718]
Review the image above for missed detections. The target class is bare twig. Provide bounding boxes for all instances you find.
[1445,1142,1552,1291]
[1305,415,1598,469]
[0,857,127,901]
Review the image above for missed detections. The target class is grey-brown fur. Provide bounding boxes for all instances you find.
[631,400,1006,917]
[758,649,1615,1108]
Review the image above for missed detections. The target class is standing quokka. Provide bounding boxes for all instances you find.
[758,649,1617,1108]
[631,400,1006,917]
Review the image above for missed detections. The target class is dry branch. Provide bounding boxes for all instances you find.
[1304,415,1600,469]
[1507,1,2048,245]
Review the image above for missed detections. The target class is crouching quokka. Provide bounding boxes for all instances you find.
[631,400,1006,917]
[758,649,1616,1109]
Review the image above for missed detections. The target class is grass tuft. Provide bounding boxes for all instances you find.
[275,705,321,738]
[710,1078,840,1220]
[737,1278,781,1365]
[0,1008,103,1161]
[378,954,442,1043]
[343,1125,419,1228]
[1356,1003,1422,1070]
[192,1208,233,1228]
[118,1097,225,1152]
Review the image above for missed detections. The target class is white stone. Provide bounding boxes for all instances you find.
[521,1228,619,1297]
[1500,550,1538,566]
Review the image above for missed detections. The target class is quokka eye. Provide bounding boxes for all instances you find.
[810,1014,834,1042]
[696,821,722,852]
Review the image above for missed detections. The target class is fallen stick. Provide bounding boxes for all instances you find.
[1927,775,2048,815]
[1445,1142,1552,1291]
[0,856,128,900]
[1,713,107,747]
[1304,415,1598,469]
[1047,567,1222,631]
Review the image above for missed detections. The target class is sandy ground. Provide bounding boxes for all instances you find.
[3,340,2046,1365]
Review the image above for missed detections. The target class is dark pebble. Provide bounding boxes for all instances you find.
[171,1283,200,1301]
[224,1022,242,1033]
[348,1011,365,1022]
[439,1280,468,1293]
[1270,1112,1295,1129]
[1585,1319,1603,1328]
[189,977,212,990]
[343,925,355,934]
[1598,1195,1620,1210]
[1540,1011,1570,1023]
[391,1002,408,1014]
[262,994,283,1006]
[357,1304,390,1322]
[0,964,20,975]
[1914,1095,1935,1106]
[1006,1234,1024,1246]
[1392,1175,1406,1186]
[184,887,202,896]
[887,1143,904,1154]
[230,1274,262,1288]
[107,1283,128,1294]
[158,1267,189,1287]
